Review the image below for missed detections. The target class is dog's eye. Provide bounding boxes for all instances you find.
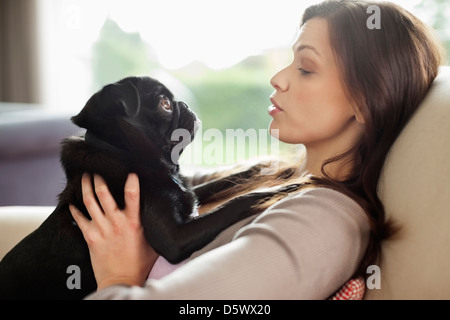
[159,95,172,112]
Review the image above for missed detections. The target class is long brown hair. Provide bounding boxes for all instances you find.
[202,0,445,277]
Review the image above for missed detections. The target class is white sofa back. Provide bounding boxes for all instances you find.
[365,66,450,299]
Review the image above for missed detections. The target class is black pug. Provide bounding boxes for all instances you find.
[0,76,284,300]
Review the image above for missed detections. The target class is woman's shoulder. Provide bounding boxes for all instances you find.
[259,186,370,231]
[283,186,364,211]
[234,185,371,284]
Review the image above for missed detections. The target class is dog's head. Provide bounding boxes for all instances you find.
[71,76,199,165]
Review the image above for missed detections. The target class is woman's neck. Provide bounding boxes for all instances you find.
[302,147,354,181]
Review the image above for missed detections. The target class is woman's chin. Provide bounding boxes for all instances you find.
[268,124,304,145]
[268,121,290,142]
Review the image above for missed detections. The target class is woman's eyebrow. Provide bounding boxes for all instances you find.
[295,44,321,57]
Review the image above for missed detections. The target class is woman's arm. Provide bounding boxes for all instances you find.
[75,177,369,299]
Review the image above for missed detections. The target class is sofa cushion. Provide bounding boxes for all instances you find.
[0,206,54,260]
[365,66,450,299]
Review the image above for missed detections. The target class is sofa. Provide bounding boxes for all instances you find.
[0,66,449,299]
[364,65,450,300]
[0,105,81,206]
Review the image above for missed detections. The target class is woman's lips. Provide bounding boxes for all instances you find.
[268,98,283,116]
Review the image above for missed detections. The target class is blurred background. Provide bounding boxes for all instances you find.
[1,0,449,142]
[0,0,449,174]
[1,1,448,106]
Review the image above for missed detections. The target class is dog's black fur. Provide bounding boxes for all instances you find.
[0,76,282,300]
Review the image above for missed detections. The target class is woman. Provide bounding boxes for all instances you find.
[70,0,444,299]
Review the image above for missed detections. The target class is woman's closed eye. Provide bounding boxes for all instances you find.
[298,68,313,76]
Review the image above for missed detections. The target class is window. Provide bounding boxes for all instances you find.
[35,0,449,166]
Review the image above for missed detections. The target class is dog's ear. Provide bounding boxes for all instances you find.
[72,80,140,129]
[115,80,140,117]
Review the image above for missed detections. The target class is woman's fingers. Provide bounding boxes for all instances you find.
[93,174,119,216]
[124,173,140,222]
[76,172,141,225]
[69,204,89,231]
[81,173,106,222]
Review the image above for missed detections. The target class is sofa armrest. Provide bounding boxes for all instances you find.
[0,206,53,260]
[0,105,81,206]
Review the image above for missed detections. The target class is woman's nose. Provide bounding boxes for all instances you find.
[270,67,289,92]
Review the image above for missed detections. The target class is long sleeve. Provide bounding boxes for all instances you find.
[85,187,370,300]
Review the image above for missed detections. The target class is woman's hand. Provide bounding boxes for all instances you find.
[69,173,159,290]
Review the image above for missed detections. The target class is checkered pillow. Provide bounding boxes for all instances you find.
[329,277,365,300]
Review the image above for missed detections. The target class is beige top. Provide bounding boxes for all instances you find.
[85,187,369,300]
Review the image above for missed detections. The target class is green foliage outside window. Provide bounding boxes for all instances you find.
[91,19,293,166]
[90,0,449,166]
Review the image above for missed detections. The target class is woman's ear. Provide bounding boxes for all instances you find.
[353,107,365,124]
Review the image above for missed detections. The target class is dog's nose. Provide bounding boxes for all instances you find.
[178,101,189,109]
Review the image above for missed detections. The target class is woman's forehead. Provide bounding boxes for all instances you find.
[293,18,331,59]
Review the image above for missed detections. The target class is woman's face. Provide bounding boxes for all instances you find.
[269,18,363,153]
